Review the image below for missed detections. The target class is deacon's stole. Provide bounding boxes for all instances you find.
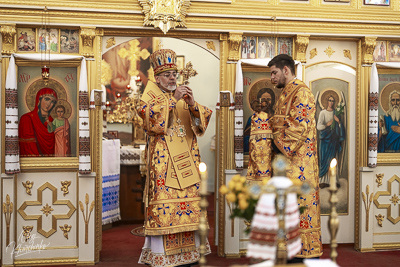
[272,79,322,258]
[139,81,212,236]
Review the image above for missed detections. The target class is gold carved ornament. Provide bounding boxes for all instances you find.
[375,214,384,227]
[206,41,216,51]
[0,25,16,55]
[106,37,116,49]
[343,49,352,60]
[80,27,96,57]
[324,45,335,58]
[41,203,54,216]
[139,0,191,34]
[61,180,71,196]
[295,35,309,63]
[362,37,377,65]
[309,48,317,59]
[3,194,13,246]
[79,193,95,244]
[228,33,242,61]
[362,185,373,232]
[22,226,34,242]
[18,182,76,238]
[373,175,400,225]
[59,224,72,239]
[376,173,384,187]
[22,180,34,195]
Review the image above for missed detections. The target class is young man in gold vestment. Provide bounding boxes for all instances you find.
[268,54,323,259]
[138,48,212,267]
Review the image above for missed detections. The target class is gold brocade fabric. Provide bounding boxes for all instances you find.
[272,79,322,258]
[246,111,273,183]
[139,81,213,237]
[164,231,196,256]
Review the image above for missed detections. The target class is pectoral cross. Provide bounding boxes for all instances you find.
[180,62,198,85]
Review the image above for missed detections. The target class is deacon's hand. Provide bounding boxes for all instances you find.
[174,85,195,106]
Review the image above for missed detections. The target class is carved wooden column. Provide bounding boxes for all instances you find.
[216,32,242,257]
[356,36,376,250]
[1,24,16,173]
[80,26,103,262]
[0,23,16,266]
[227,32,242,170]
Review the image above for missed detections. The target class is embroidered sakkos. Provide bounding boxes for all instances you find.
[272,79,322,258]
[139,81,213,237]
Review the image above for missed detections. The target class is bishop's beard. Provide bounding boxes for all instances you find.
[166,85,177,91]
[389,105,400,122]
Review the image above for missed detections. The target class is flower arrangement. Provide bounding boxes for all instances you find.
[219,175,265,222]
[219,172,307,232]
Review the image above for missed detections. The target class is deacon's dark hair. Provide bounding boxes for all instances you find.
[267,54,295,75]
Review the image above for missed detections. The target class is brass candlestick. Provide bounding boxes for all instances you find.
[275,188,287,265]
[328,185,339,263]
[198,191,208,266]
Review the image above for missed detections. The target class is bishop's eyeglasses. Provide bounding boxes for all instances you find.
[158,72,178,79]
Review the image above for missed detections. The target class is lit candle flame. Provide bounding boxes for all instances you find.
[199,162,207,173]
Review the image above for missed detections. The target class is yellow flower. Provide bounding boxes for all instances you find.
[235,182,243,191]
[240,176,246,183]
[219,185,229,195]
[238,193,247,200]
[228,180,236,190]
[239,199,249,210]
[241,186,248,194]
[226,192,236,203]
[232,175,241,182]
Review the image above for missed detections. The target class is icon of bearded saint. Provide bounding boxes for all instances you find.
[379,89,400,152]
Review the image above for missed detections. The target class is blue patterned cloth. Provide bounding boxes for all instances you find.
[102,139,121,224]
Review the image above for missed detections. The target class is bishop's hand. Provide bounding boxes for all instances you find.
[174,85,195,106]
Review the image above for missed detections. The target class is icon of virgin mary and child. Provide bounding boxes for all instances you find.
[19,87,71,157]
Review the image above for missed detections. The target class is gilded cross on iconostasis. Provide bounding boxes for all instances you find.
[373,175,400,225]
[118,39,150,76]
[180,62,198,85]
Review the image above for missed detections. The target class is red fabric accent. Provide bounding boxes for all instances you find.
[19,88,57,156]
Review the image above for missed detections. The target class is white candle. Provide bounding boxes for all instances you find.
[330,158,337,190]
[199,162,208,195]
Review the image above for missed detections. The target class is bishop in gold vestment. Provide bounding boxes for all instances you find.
[138,49,212,267]
[269,54,322,258]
